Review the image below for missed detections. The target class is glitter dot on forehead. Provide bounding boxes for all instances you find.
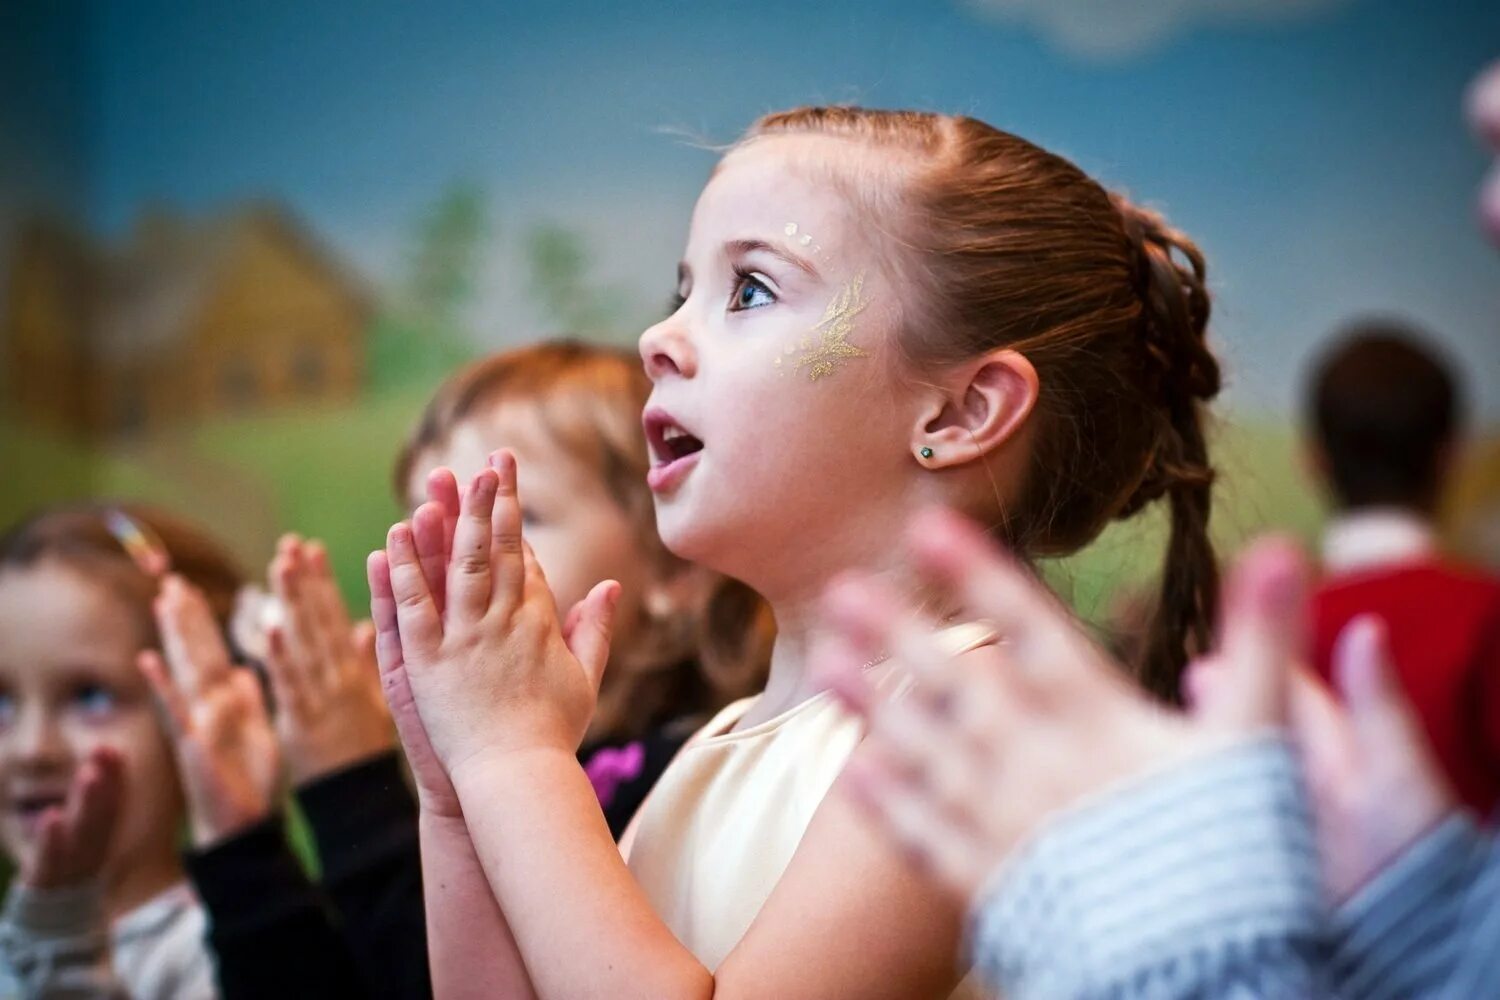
[798,234,813,246]
[784,222,798,236]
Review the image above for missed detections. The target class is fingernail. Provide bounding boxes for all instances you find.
[389,523,412,549]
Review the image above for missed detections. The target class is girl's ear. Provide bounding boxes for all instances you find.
[909,349,1039,469]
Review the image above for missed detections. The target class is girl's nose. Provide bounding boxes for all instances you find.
[11,707,69,772]
[639,315,697,381]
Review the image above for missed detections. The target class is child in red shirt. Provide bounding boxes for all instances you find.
[1306,322,1500,816]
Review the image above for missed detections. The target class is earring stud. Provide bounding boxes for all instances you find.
[919,447,934,460]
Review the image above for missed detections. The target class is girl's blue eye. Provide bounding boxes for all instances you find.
[730,273,775,312]
[0,692,14,727]
[72,684,116,717]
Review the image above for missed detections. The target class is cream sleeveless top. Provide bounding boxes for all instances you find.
[623,624,994,996]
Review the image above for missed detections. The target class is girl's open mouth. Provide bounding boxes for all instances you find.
[643,408,704,493]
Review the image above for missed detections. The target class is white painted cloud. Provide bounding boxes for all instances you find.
[961,0,1353,60]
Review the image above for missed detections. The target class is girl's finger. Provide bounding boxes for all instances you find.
[566,581,620,695]
[908,508,1098,683]
[936,656,1018,763]
[386,523,443,658]
[842,754,991,899]
[1212,536,1307,731]
[1182,654,1226,717]
[264,626,308,721]
[1334,616,1445,786]
[138,650,192,735]
[1287,665,1356,793]
[488,451,526,611]
[351,620,379,674]
[813,630,881,718]
[367,551,405,675]
[62,756,96,834]
[30,811,66,884]
[446,470,499,626]
[818,574,904,671]
[426,467,462,550]
[73,749,123,847]
[412,502,450,615]
[1333,616,1400,719]
[155,576,232,696]
[270,547,323,677]
[230,667,273,723]
[305,542,354,649]
[865,695,967,797]
[821,576,951,686]
[295,544,347,687]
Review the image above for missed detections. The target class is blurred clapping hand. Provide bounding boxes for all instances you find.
[17,747,125,892]
[1468,59,1500,247]
[140,577,281,848]
[819,507,1455,910]
[264,536,395,787]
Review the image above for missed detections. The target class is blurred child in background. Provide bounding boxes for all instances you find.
[1305,321,1500,816]
[0,504,232,997]
[394,340,772,837]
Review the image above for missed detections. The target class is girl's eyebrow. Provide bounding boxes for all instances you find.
[724,238,821,279]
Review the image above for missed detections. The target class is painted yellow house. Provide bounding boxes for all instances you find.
[4,205,369,437]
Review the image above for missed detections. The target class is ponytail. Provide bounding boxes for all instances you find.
[1114,199,1221,701]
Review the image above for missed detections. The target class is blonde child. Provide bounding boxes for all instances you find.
[372,107,1223,997]
[393,340,771,835]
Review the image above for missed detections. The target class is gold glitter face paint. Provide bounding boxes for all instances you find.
[784,272,871,382]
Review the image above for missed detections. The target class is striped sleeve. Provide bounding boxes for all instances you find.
[0,881,128,999]
[1331,813,1498,999]
[965,734,1331,1000]
[1444,831,1500,996]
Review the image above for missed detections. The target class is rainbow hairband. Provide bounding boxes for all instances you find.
[103,509,171,577]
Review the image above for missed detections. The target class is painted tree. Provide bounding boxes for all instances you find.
[368,180,488,390]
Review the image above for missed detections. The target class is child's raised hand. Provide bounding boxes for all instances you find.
[1193,621,1454,904]
[264,535,394,786]
[19,746,124,890]
[371,451,620,781]
[819,508,1302,901]
[139,576,281,848]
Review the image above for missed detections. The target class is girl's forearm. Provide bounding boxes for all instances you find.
[419,811,537,1000]
[451,748,712,1000]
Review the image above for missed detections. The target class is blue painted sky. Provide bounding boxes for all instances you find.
[11,0,1500,415]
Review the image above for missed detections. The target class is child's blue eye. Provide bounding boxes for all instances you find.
[730,273,775,312]
[0,692,14,727]
[72,684,116,717]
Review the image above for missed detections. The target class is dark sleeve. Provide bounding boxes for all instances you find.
[297,750,430,1000]
[184,816,371,1000]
